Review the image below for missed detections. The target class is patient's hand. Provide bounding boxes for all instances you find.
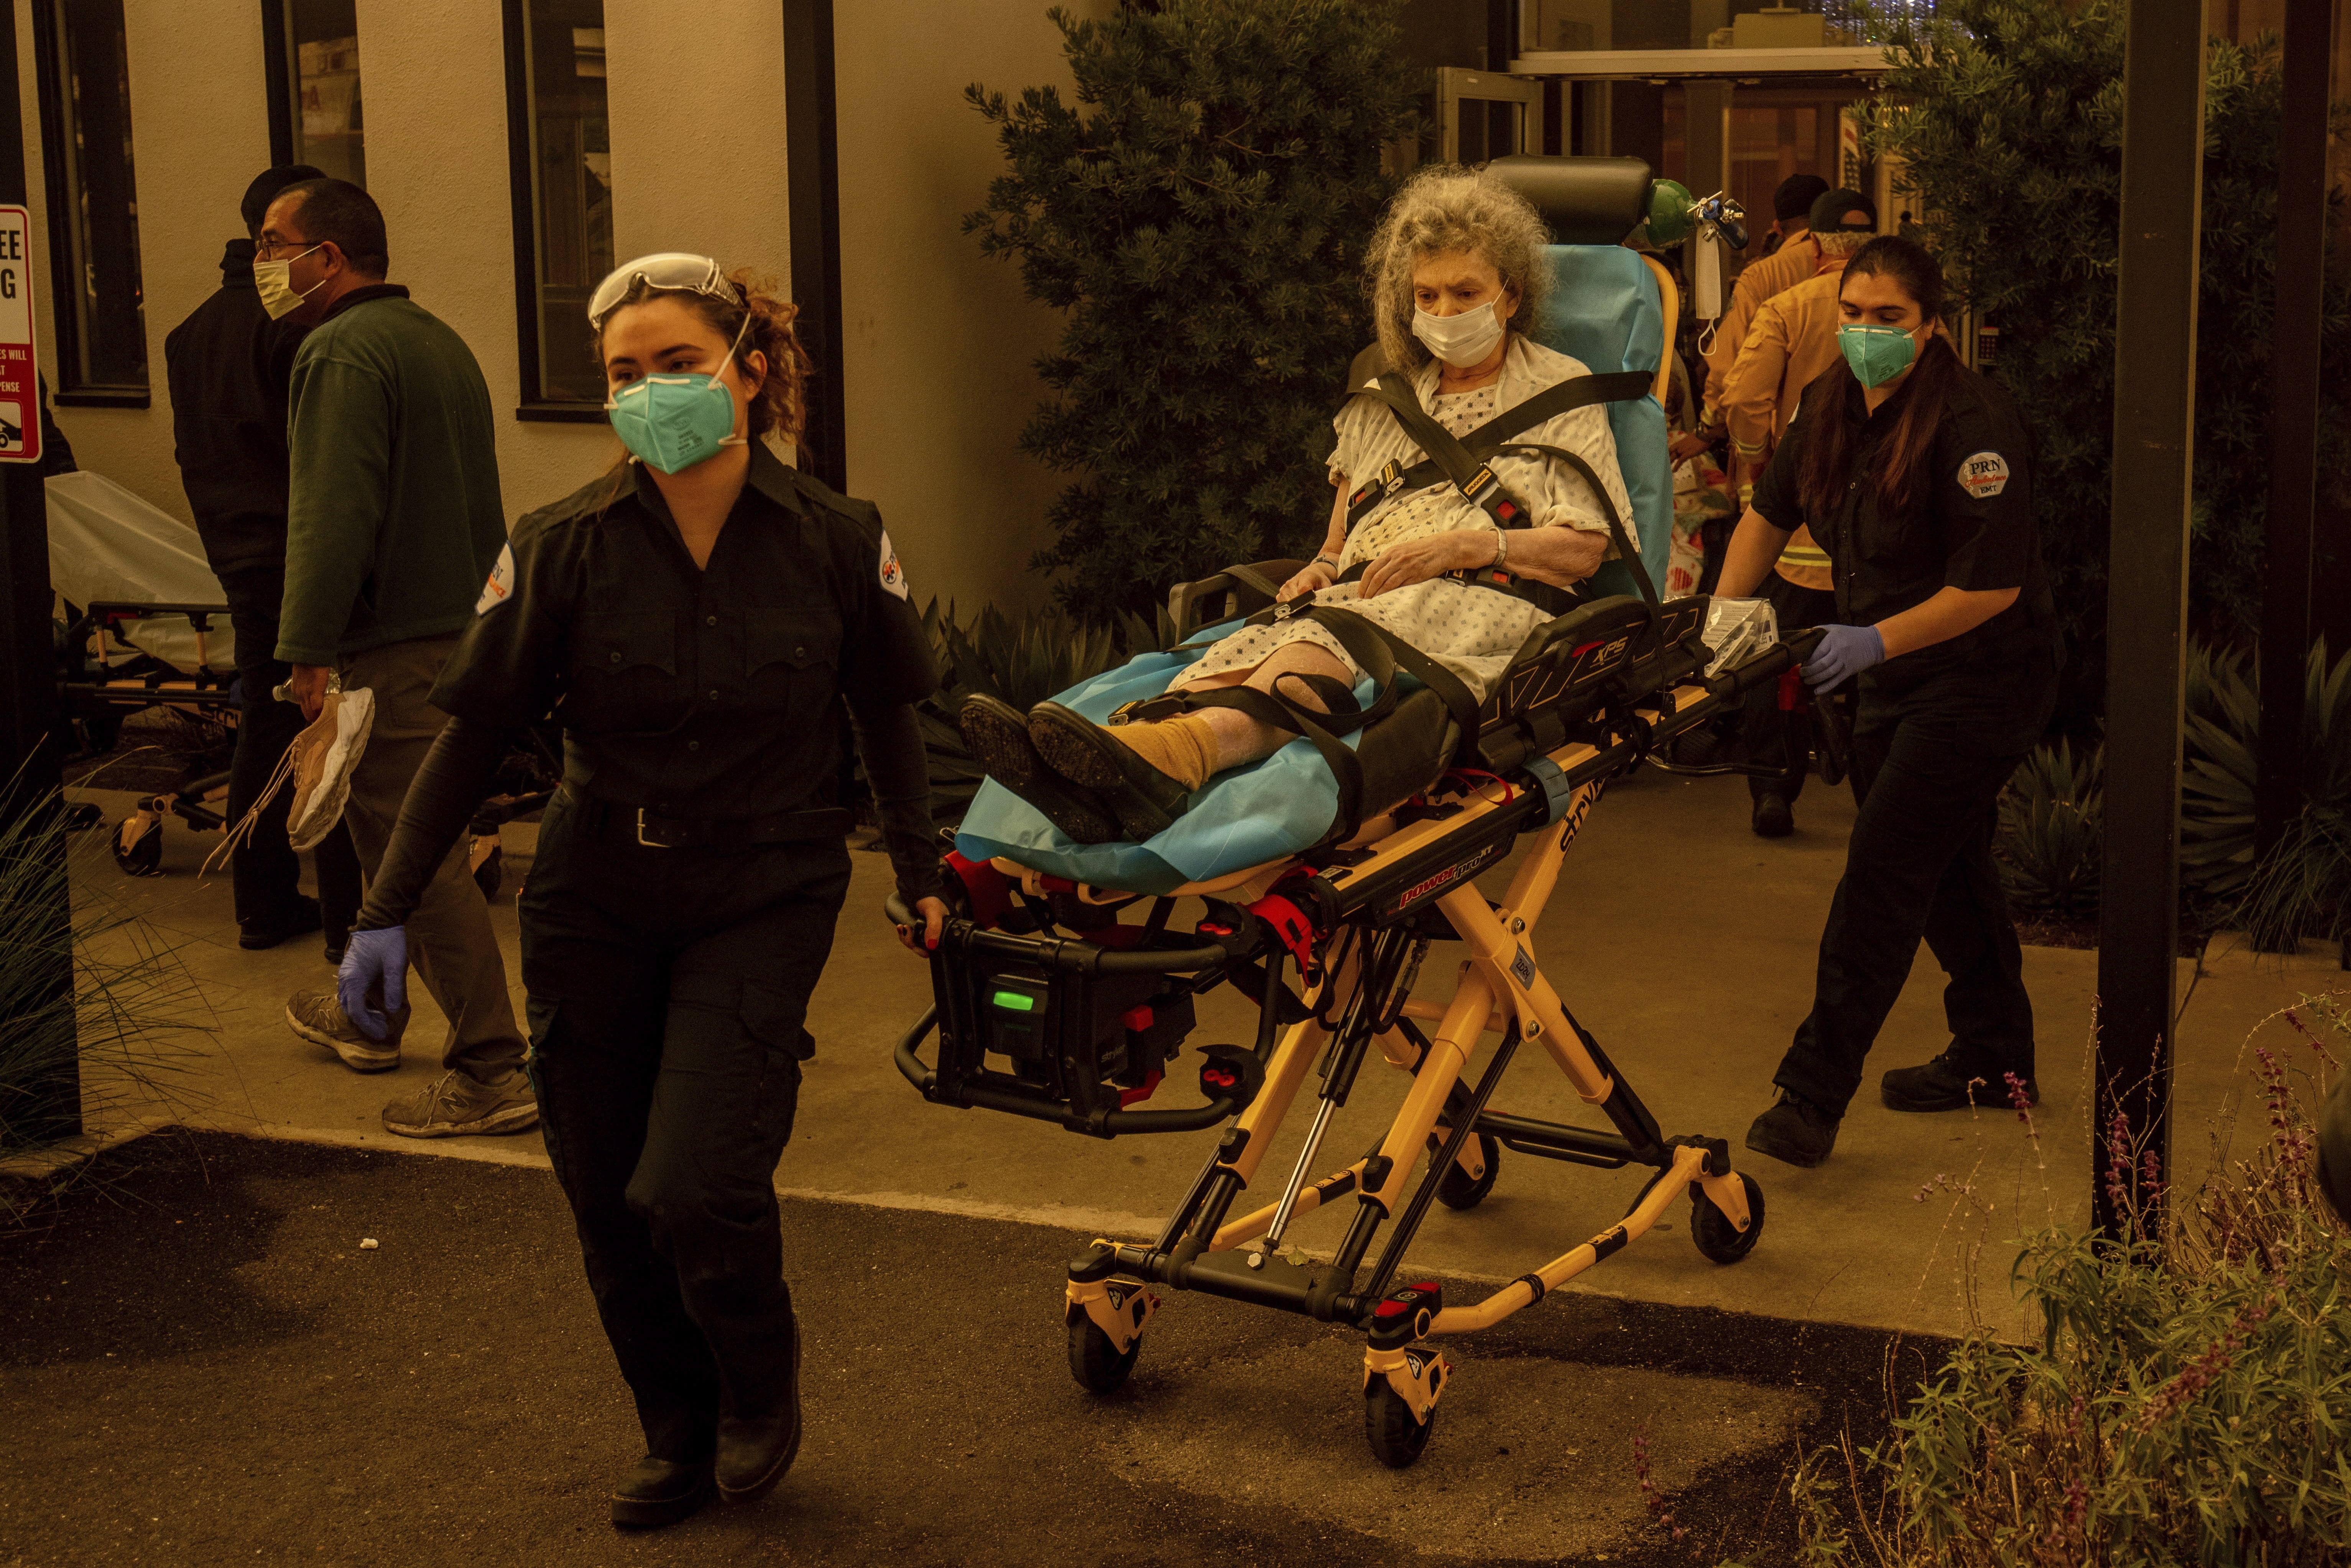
[1277,559,1337,602]
[1358,529,1496,599]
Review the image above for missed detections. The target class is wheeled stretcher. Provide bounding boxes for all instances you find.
[892,580,1825,1466]
[887,154,1823,1466]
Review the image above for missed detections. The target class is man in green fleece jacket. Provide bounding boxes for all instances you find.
[263,177,535,1139]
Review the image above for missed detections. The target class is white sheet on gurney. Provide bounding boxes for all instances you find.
[47,469,235,672]
[954,624,1392,897]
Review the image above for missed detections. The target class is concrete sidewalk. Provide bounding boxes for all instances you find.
[56,768,2342,1346]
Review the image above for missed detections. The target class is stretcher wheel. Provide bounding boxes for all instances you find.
[472,843,503,902]
[1436,1133,1501,1211]
[1364,1379,1435,1469]
[113,814,163,878]
[1067,1310,1139,1395]
[1691,1172,1766,1264]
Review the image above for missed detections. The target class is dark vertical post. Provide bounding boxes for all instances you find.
[0,1,76,1147]
[781,0,847,494]
[2096,0,2204,1239]
[2252,0,2335,878]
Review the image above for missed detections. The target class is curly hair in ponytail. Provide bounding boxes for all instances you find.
[594,266,814,442]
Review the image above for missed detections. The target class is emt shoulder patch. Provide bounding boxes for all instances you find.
[475,542,515,615]
[1956,451,2011,499]
[878,529,908,601]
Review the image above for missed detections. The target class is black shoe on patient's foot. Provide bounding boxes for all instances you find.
[1745,1091,1840,1168]
[610,1454,715,1529]
[1881,1051,2037,1113]
[1027,701,1193,845]
[1751,792,1794,838]
[959,695,1123,844]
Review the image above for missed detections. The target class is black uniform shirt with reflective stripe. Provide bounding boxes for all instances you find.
[1751,358,2059,726]
[432,442,936,819]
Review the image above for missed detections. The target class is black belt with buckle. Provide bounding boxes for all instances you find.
[562,787,855,850]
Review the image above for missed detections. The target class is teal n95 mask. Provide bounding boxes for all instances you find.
[255,243,325,321]
[1836,322,1920,389]
[1412,298,1508,368]
[605,315,752,474]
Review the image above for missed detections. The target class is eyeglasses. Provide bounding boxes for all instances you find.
[587,253,741,329]
[254,236,319,260]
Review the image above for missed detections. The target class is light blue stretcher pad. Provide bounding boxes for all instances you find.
[954,620,1397,896]
[1533,245,1671,599]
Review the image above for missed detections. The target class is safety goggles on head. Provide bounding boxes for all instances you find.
[587,253,741,330]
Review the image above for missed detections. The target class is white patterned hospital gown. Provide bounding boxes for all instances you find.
[1183,335,1634,702]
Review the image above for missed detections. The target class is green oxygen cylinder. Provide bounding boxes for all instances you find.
[1646,179,1695,246]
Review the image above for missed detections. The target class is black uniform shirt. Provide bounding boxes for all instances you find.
[432,443,935,818]
[1753,358,2060,743]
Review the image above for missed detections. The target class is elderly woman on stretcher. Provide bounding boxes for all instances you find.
[964,166,1637,846]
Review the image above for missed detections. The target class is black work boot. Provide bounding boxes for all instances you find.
[959,695,1123,844]
[610,1455,715,1530]
[1027,701,1194,844]
[239,892,323,952]
[1881,1051,2037,1113]
[1744,1091,1840,1168]
[1751,793,1794,838]
[716,1308,802,1506]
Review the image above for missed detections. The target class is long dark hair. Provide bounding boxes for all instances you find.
[1798,235,1961,521]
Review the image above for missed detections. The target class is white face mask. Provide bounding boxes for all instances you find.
[256,243,326,321]
[1412,297,1509,368]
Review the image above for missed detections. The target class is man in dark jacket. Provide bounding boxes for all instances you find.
[165,163,361,959]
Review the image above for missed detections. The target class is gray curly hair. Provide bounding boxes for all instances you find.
[1365,165,1554,376]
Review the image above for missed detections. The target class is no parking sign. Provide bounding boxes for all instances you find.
[0,205,38,466]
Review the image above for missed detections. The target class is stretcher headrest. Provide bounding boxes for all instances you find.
[1485,156,1654,247]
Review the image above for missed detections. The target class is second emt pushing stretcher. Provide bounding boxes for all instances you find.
[333,255,948,1529]
[1721,235,2060,1170]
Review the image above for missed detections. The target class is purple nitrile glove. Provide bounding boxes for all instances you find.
[1802,624,1886,692]
[337,926,409,1042]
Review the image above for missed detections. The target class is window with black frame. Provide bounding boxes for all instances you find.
[34,0,146,403]
[266,0,366,188]
[504,0,612,414]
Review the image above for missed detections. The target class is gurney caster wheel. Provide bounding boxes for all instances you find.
[113,814,163,878]
[1067,1309,1140,1395]
[1691,1172,1766,1264]
[1436,1133,1501,1211]
[1365,1379,1435,1469]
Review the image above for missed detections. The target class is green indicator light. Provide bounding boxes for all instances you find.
[992,990,1038,1013]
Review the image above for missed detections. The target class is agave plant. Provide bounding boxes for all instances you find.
[1995,741,2103,917]
[2180,640,2351,902]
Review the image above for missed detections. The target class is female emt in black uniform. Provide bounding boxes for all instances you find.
[332,255,949,1526]
[1716,235,2060,1170]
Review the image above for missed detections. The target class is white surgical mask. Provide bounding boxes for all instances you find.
[256,243,326,321]
[1412,297,1508,368]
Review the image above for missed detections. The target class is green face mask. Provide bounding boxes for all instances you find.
[1837,323,1919,389]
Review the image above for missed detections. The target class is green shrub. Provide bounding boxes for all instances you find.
[1793,997,2351,1564]
[1858,4,2351,720]
[2180,642,2351,925]
[1995,742,2102,917]
[965,0,1417,621]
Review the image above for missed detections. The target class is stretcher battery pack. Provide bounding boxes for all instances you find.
[922,918,1227,1136]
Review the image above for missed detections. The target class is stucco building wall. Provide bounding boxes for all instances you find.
[15,0,1087,622]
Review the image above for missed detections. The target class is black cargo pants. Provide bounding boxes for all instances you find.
[519,786,849,1462]
[1771,714,2034,1116]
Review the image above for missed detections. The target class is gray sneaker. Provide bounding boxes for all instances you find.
[286,988,406,1072]
[383,1068,539,1138]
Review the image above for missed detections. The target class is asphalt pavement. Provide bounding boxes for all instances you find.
[0,1132,1930,1567]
